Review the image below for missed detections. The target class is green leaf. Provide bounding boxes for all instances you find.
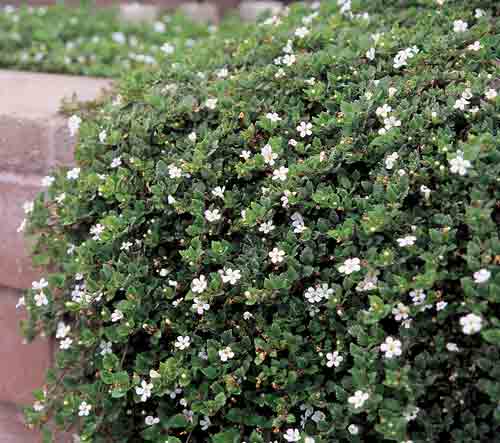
[481,329,500,345]
[211,428,241,443]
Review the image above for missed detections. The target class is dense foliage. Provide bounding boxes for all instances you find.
[20,1,500,442]
[0,3,214,77]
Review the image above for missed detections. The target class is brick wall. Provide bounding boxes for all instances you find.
[0,70,112,442]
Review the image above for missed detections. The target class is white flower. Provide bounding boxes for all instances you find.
[446,342,459,352]
[283,429,301,442]
[166,387,182,399]
[397,235,417,247]
[135,379,153,402]
[111,309,123,322]
[16,218,26,233]
[297,121,312,138]
[348,424,359,435]
[210,186,225,199]
[33,401,45,412]
[205,209,221,222]
[112,32,126,44]
[304,437,315,443]
[90,224,105,240]
[59,337,73,350]
[385,152,399,169]
[220,268,242,285]
[261,144,278,166]
[175,336,191,350]
[167,195,176,204]
[380,336,402,359]
[436,301,448,311]
[338,257,361,275]
[272,166,288,182]
[160,42,175,54]
[110,157,121,168]
[420,185,431,199]
[266,112,282,122]
[409,289,426,305]
[393,46,419,69]
[99,130,107,143]
[41,175,55,187]
[99,341,113,356]
[240,150,251,160]
[454,96,469,111]
[200,416,211,430]
[243,311,253,320]
[459,313,482,335]
[56,321,70,339]
[121,241,133,251]
[449,153,471,176]
[22,201,34,214]
[192,297,210,315]
[78,401,91,417]
[205,98,218,109]
[32,278,49,291]
[218,346,234,362]
[383,115,402,131]
[216,67,228,78]
[475,8,485,18]
[388,87,397,97]
[188,132,197,142]
[453,20,468,33]
[291,212,306,234]
[366,47,375,60]
[145,416,160,426]
[289,139,298,147]
[269,247,285,264]
[154,20,166,32]
[259,220,275,234]
[403,406,420,422]
[295,27,310,38]
[356,273,378,292]
[168,164,182,179]
[485,88,497,100]
[67,115,81,137]
[282,54,296,67]
[326,351,343,368]
[192,275,208,293]
[55,193,66,204]
[67,167,80,180]
[348,390,369,409]
[392,303,410,321]
[474,269,491,283]
[34,292,48,307]
[16,296,25,309]
[467,41,482,52]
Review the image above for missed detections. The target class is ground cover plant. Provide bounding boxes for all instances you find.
[0,3,214,77]
[19,0,500,442]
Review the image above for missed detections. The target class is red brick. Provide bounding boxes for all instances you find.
[0,70,112,121]
[0,181,43,290]
[0,288,53,406]
[0,402,41,443]
[0,117,49,176]
[49,116,76,169]
[0,70,112,174]
[178,2,219,23]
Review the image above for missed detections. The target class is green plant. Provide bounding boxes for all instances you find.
[0,3,214,77]
[21,1,500,442]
